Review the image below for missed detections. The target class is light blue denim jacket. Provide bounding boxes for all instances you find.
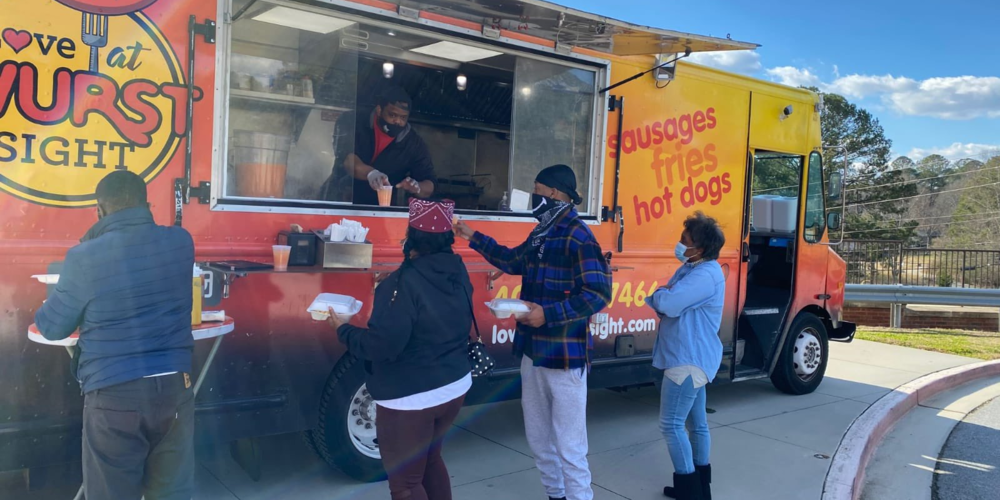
[647,260,725,381]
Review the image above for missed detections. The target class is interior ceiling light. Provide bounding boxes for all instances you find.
[410,41,502,63]
[252,6,354,34]
[383,61,395,78]
[456,74,468,91]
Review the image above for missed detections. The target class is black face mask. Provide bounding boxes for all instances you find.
[379,116,405,138]
[531,193,558,220]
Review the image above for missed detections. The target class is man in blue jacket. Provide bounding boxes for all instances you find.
[35,171,196,500]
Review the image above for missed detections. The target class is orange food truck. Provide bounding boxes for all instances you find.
[0,0,855,485]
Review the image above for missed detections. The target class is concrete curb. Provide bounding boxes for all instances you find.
[821,359,1000,500]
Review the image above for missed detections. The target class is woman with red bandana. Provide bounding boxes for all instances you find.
[328,198,472,500]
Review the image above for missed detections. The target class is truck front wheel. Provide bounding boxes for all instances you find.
[770,314,829,395]
[309,354,387,482]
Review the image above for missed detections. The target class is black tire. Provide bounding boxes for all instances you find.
[770,313,829,395]
[310,354,387,482]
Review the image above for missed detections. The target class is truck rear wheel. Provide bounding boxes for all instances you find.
[770,314,829,395]
[309,354,386,482]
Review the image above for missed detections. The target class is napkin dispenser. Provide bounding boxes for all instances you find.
[277,231,317,266]
[313,231,373,269]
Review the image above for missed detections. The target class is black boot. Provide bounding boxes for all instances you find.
[663,484,677,498]
[695,464,712,500]
[664,465,712,499]
[548,497,566,500]
[664,471,703,499]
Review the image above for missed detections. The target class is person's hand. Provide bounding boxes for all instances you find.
[396,177,421,195]
[327,307,346,331]
[453,220,475,241]
[367,169,389,191]
[517,301,546,328]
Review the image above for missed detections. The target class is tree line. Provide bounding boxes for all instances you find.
[807,87,999,248]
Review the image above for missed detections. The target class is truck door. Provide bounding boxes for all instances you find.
[792,151,830,309]
[736,149,804,378]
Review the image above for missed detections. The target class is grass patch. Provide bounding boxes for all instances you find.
[856,327,1000,360]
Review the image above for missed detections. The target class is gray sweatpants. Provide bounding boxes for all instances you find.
[520,355,593,500]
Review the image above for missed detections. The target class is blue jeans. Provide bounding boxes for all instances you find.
[659,374,710,474]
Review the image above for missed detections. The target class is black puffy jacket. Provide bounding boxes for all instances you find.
[338,252,472,400]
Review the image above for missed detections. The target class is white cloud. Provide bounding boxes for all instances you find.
[765,66,822,88]
[686,50,762,74]
[887,76,1000,120]
[907,143,1000,161]
[833,64,840,78]
[764,65,1000,120]
[827,74,917,99]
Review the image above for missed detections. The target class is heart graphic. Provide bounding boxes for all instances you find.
[3,29,32,54]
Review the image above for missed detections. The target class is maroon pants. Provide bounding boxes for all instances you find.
[377,395,465,500]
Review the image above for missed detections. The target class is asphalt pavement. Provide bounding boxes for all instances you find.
[933,395,1000,500]
[860,376,1000,500]
[8,340,981,500]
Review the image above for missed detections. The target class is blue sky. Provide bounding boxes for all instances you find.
[568,0,1000,162]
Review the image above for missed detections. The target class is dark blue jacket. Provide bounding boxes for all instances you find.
[35,207,195,394]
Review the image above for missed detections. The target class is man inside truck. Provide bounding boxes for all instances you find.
[34,171,197,500]
[455,164,612,500]
[319,86,437,205]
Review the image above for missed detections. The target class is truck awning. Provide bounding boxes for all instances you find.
[401,0,758,55]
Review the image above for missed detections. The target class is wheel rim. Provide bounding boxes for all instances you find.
[792,327,823,380]
[347,384,380,459]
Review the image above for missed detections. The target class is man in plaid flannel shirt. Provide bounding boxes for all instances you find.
[456,164,611,500]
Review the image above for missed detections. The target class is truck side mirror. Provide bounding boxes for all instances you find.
[827,212,842,230]
[828,171,843,200]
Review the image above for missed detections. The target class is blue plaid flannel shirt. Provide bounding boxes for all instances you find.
[471,209,612,369]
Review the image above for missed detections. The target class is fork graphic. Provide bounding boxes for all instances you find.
[81,12,108,72]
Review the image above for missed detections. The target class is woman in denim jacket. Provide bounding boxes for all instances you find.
[647,212,726,500]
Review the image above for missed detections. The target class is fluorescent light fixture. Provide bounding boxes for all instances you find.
[410,41,502,63]
[456,74,468,91]
[252,6,354,34]
[520,87,532,97]
[383,61,395,78]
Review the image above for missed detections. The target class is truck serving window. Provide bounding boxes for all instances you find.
[219,0,603,216]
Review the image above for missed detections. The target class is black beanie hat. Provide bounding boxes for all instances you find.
[535,164,582,205]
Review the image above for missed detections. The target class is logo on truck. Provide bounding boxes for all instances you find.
[0,0,199,207]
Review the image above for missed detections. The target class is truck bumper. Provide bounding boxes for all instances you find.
[830,321,856,343]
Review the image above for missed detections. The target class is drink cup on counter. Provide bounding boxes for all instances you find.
[272,245,291,271]
[377,185,393,206]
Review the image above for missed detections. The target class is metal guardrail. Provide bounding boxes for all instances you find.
[845,284,1000,328]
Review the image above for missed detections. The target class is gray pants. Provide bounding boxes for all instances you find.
[83,373,194,500]
[520,356,593,500]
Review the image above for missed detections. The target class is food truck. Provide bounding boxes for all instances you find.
[0,0,855,484]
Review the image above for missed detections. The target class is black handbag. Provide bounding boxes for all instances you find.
[461,283,495,377]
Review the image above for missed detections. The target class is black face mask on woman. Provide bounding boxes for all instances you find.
[531,193,559,220]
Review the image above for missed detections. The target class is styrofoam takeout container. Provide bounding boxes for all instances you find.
[307,293,363,321]
[32,274,59,284]
[485,299,530,319]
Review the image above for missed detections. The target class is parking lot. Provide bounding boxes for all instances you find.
[18,340,976,500]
